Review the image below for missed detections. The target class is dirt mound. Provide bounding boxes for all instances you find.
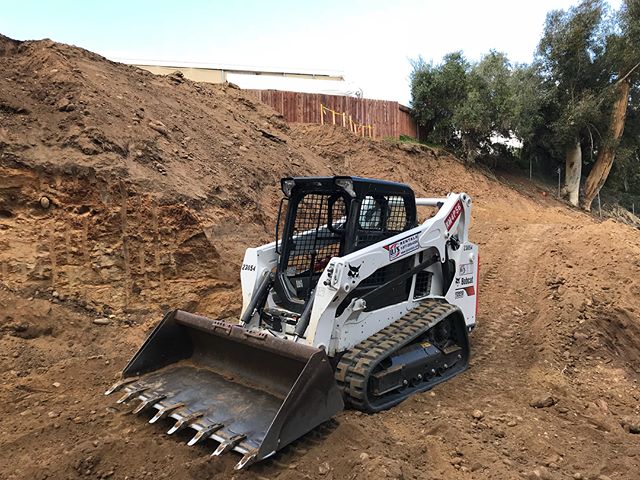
[1,35,640,480]
[594,307,640,367]
[0,35,333,319]
[0,34,21,56]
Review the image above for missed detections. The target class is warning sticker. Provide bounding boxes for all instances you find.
[444,200,463,231]
[384,233,420,261]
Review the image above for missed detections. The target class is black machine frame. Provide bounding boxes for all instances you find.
[272,177,418,313]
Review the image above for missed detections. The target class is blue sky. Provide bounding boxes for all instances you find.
[0,0,622,104]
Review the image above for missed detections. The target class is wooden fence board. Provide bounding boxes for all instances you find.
[245,89,418,139]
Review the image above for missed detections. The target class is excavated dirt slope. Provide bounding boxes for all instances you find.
[1,35,639,480]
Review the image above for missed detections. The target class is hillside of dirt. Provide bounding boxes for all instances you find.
[1,35,639,480]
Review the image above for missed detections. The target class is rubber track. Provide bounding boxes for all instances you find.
[334,299,460,411]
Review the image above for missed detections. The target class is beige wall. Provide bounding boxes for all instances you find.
[135,65,226,83]
[134,64,344,86]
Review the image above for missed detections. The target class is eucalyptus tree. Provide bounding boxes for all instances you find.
[536,0,609,206]
[581,0,640,210]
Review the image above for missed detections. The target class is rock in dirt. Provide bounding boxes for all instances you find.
[472,409,484,420]
[168,71,184,84]
[93,317,111,325]
[318,461,331,475]
[259,128,286,143]
[572,331,588,342]
[148,119,169,136]
[39,196,50,208]
[56,97,76,112]
[530,395,557,408]
[595,399,609,413]
[620,416,640,433]
[527,466,555,480]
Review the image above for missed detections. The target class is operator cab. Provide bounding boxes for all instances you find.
[272,176,417,315]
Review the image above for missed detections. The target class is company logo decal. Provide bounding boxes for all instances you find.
[384,233,420,261]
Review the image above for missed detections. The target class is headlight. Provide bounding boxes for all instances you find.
[335,177,355,197]
[281,179,296,197]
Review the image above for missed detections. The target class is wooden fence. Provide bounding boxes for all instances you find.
[245,89,418,139]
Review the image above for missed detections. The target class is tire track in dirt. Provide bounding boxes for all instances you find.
[473,223,555,367]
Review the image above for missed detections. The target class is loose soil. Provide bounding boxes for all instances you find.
[1,35,639,480]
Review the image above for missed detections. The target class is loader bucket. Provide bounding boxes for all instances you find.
[105,310,344,469]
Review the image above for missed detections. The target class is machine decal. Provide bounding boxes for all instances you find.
[455,286,476,298]
[241,264,256,271]
[347,264,361,278]
[455,275,474,286]
[384,233,420,261]
[444,200,463,231]
[459,263,473,275]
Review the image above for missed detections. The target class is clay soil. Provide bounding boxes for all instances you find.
[1,35,639,480]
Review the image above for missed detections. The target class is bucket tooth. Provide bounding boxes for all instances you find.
[105,377,138,396]
[132,394,167,414]
[149,402,185,424]
[167,411,204,435]
[211,434,246,457]
[187,423,224,446]
[116,386,148,404]
[234,452,258,470]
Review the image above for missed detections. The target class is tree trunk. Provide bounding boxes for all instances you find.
[562,139,582,206]
[581,78,631,211]
[461,134,478,163]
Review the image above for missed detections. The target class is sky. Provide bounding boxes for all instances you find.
[0,0,623,105]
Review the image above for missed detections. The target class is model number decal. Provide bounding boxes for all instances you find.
[384,233,420,261]
[444,200,463,231]
[241,264,256,271]
[459,263,473,275]
[455,286,476,298]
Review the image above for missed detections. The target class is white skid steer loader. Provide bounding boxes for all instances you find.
[106,176,479,470]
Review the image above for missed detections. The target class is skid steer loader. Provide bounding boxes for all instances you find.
[106,176,479,470]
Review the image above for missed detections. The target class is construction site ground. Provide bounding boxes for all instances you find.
[1,35,639,480]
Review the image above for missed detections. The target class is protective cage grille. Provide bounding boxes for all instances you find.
[356,195,410,248]
[413,270,433,298]
[285,194,347,277]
